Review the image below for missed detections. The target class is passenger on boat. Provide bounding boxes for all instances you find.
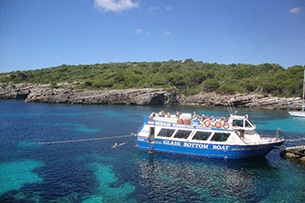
[167,112,171,118]
[220,116,227,122]
[150,112,156,118]
[193,111,197,119]
[176,110,180,118]
[209,116,215,121]
[239,130,245,139]
[201,114,207,121]
[159,109,165,117]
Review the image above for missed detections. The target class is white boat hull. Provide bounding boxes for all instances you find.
[288,110,305,118]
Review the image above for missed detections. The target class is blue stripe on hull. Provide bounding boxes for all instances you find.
[137,137,284,159]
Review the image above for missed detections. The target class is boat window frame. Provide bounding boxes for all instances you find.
[192,131,211,141]
[157,128,175,138]
[232,118,255,129]
[173,129,192,139]
[232,119,244,127]
[210,132,230,142]
[245,119,255,127]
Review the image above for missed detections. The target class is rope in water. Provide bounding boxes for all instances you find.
[280,129,305,143]
[39,134,134,145]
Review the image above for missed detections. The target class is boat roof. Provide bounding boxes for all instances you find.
[142,115,232,132]
[143,112,256,131]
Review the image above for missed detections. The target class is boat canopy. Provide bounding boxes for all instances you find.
[229,114,256,131]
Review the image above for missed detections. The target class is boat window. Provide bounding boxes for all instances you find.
[149,127,155,142]
[157,128,175,138]
[173,130,191,139]
[210,132,230,142]
[192,131,211,141]
[245,119,254,127]
[232,120,243,127]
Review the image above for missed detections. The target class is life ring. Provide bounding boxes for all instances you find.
[214,121,221,128]
[203,119,210,127]
[222,122,230,129]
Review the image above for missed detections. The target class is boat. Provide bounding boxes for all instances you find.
[136,109,284,159]
[288,69,305,118]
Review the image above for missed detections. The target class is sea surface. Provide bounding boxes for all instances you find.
[0,100,305,203]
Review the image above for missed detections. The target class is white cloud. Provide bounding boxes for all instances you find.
[165,6,172,11]
[164,31,171,36]
[148,5,172,12]
[94,0,139,12]
[136,29,143,34]
[149,6,160,12]
[289,7,303,15]
[136,28,150,35]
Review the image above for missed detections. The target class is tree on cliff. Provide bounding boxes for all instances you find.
[0,61,303,98]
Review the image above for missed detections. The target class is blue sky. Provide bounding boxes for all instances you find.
[0,0,304,73]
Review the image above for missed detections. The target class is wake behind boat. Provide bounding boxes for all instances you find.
[136,109,284,159]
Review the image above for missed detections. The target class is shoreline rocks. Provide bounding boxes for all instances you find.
[0,83,300,109]
[280,146,305,162]
[0,83,178,105]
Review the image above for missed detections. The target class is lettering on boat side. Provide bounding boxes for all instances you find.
[163,140,181,146]
[155,121,171,127]
[183,143,208,149]
[213,145,229,151]
[155,121,194,129]
[138,137,146,141]
[172,123,192,128]
[162,140,230,151]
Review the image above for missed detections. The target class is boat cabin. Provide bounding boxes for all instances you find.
[228,114,256,131]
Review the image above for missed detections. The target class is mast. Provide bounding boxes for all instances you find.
[302,69,305,111]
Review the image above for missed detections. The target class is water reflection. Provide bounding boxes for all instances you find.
[135,153,282,202]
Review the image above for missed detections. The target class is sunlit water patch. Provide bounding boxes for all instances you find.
[74,124,101,133]
[0,160,43,195]
[83,163,135,203]
[16,142,40,148]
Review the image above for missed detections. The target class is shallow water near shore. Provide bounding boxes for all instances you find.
[0,100,305,202]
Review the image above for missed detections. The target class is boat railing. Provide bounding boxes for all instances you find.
[146,112,232,130]
[147,112,261,132]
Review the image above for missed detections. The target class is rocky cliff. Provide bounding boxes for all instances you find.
[0,83,178,105]
[179,92,296,109]
[0,83,300,109]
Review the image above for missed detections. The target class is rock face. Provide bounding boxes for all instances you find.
[0,83,177,105]
[0,83,298,109]
[179,92,295,110]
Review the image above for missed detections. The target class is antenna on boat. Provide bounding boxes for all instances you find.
[275,128,280,140]
[227,99,237,115]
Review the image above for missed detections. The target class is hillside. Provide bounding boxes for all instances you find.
[0,60,304,97]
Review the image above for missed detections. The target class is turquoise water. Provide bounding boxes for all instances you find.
[0,100,305,202]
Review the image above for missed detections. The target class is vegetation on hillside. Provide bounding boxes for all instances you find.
[0,59,304,97]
